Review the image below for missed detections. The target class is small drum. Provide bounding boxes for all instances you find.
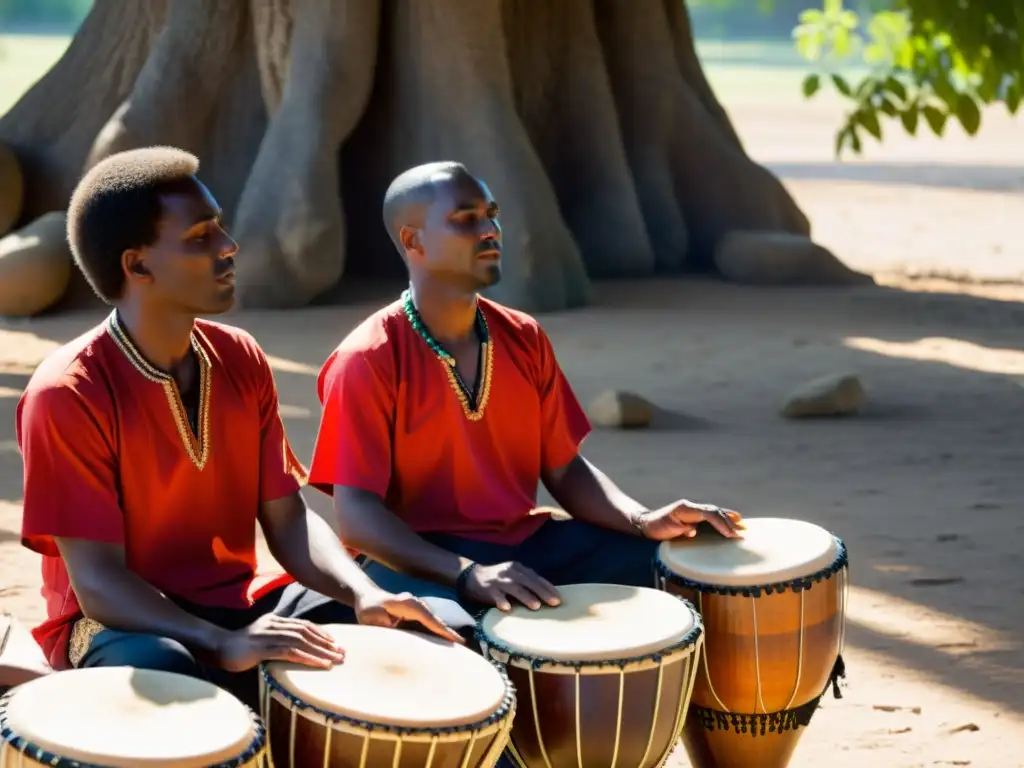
[260,624,515,767]
[477,583,704,768]
[655,517,849,768]
[0,666,266,767]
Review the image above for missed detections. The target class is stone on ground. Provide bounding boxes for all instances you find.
[588,390,655,428]
[0,212,73,317]
[715,230,874,286]
[782,373,865,418]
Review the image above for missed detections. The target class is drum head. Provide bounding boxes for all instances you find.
[480,583,695,662]
[658,517,839,587]
[2,667,256,767]
[264,625,508,729]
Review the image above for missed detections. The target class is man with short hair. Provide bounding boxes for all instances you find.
[17,147,468,710]
[308,161,744,616]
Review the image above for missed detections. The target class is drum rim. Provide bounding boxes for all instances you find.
[0,689,266,768]
[259,659,516,736]
[474,594,704,670]
[655,536,848,597]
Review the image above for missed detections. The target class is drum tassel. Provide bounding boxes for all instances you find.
[827,654,846,699]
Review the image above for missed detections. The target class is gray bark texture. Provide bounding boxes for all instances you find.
[0,0,868,314]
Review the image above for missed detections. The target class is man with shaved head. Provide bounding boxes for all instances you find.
[309,161,744,618]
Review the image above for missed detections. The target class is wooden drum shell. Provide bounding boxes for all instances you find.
[481,638,702,768]
[260,666,514,768]
[656,540,849,768]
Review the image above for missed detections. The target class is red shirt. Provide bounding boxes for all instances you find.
[308,296,592,545]
[17,312,306,669]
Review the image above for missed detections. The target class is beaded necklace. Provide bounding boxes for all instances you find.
[402,289,493,421]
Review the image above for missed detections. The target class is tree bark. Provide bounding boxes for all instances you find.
[0,0,867,314]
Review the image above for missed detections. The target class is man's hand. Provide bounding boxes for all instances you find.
[354,589,465,644]
[459,562,561,612]
[215,614,347,672]
[637,501,745,541]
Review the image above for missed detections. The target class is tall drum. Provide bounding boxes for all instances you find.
[655,517,849,768]
[0,666,266,767]
[477,583,703,768]
[260,624,515,767]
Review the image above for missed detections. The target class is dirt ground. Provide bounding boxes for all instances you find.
[1,61,1023,768]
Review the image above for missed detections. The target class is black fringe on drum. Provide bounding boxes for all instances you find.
[655,537,848,597]
[474,594,705,671]
[0,690,267,767]
[690,653,848,738]
[259,660,516,736]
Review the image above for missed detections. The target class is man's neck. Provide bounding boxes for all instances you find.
[409,281,478,343]
[116,301,196,372]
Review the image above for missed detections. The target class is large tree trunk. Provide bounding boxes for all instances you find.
[0,0,870,314]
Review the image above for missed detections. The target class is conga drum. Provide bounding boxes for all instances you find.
[0,666,266,766]
[259,624,515,767]
[476,583,704,768]
[655,517,849,768]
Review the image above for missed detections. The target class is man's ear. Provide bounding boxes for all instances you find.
[122,249,153,285]
[399,226,423,263]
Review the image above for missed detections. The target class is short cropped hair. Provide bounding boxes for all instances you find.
[381,161,468,252]
[66,146,200,302]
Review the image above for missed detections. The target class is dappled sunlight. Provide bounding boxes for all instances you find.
[847,585,1017,656]
[0,329,61,369]
[265,355,320,376]
[844,336,1024,376]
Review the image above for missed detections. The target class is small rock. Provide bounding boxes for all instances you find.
[0,211,73,317]
[714,230,874,286]
[587,390,654,429]
[0,142,23,237]
[888,727,912,734]
[781,373,865,418]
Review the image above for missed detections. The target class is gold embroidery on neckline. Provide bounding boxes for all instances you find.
[104,312,212,471]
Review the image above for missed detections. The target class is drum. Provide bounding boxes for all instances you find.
[259,624,515,767]
[0,666,266,767]
[477,583,704,768]
[655,517,849,768]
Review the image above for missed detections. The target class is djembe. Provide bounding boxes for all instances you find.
[260,624,515,767]
[656,517,849,768]
[477,583,704,768]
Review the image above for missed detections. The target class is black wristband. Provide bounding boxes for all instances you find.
[455,562,478,595]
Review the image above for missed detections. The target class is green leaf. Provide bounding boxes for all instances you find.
[838,9,859,29]
[900,107,919,135]
[883,76,907,102]
[831,74,852,96]
[922,106,948,136]
[802,74,822,98]
[849,126,863,154]
[834,126,850,159]
[796,30,823,62]
[879,96,899,117]
[856,108,883,139]
[823,0,843,17]
[955,93,981,135]
[864,42,890,65]
[1006,83,1021,115]
[831,26,853,58]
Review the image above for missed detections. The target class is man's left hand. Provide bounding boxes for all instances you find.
[353,589,466,645]
[636,501,746,541]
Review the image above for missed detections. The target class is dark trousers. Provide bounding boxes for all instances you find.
[76,583,474,712]
[362,518,660,614]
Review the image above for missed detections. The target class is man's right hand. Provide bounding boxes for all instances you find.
[215,614,347,672]
[459,562,561,612]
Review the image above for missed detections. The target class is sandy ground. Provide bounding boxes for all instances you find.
[1,47,1023,768]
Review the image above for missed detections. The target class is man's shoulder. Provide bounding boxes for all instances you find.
[20,323,117,427]
[193,318,272,377]
[479,297,542,334]
[325,300,405,369]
